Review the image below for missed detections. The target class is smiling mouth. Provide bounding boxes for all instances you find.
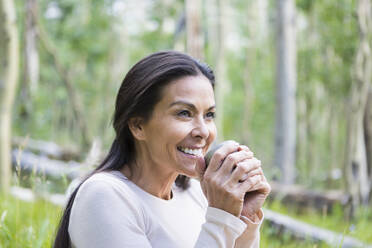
[177,146,203,157]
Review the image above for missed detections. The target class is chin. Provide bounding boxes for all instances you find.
[179,165,198,178]
[184,171,198,178]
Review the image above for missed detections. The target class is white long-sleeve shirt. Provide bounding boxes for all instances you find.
[68,170,263,248]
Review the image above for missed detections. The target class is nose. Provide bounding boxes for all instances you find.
[191,116,209,140]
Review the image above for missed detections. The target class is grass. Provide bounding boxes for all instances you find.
[0,193,62,248]
[266,200,372,244]
[261,224,330,248]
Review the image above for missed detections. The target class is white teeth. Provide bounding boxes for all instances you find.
[179,147,203,156]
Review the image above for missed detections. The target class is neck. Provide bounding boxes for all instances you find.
[120,145,178,200]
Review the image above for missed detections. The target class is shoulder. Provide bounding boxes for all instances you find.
[78,171,130,193]
[72,171,145,220]
[68,171,150,247]
[76,172,131,199]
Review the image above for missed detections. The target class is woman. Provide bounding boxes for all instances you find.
[54,51,271,248]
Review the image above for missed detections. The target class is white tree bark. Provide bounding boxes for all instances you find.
[214,0,228,142]
[275,0,297,184]
[364,91,372,206]
[185,0,203,59]
[365,88,372,195]
[205,0,218,64]
[344,0,372,206]
[25,0,39,93]
[0,0,19,193]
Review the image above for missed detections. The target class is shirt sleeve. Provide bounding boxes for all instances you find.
[68,179,152,248]
[190,179,262,248]
[234,209,264,248]
[194,207,248,248]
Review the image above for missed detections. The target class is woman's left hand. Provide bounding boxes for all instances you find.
[237,145,271,220]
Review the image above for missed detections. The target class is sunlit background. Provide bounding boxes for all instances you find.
[0,0,371,247]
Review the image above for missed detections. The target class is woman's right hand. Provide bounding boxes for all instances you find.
[197,141,263,217]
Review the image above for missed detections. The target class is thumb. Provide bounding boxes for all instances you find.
[195,156,206,180]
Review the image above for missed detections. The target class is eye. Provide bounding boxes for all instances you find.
[177,110,192,118]
[205,111,216,119]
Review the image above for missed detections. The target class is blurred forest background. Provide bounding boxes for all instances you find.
[1,0,372,247]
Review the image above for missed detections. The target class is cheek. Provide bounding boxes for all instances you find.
[202,124,216,153]
[159,119,193,144]
[208,123,217,141]
[171,122,194,140]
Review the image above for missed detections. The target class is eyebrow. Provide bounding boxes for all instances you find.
[169,100,216,111]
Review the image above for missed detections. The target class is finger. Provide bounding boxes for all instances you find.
[237,145,253,155]
[243,179,271,195]
[238,168,263,183]
[195,156,206,180]
[259,181,271,195]
[251,181,271,195]
[239,174,261,192]
[219,150,255,176]
[205,141,239,174]
[229,158,261,183]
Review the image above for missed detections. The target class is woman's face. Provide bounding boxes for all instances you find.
[138,75,217,177]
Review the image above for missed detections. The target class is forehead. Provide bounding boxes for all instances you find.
[160,75,215,105]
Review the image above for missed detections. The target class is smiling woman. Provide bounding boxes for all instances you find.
[124,76,216,186]
[53,51,271,248]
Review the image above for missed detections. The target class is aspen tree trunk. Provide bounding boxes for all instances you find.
[214,0,228,142]
[0,0,19,193]
[364,88,372,201]
[185,0,203,59]
[173,11,186,52]
[297,97,307,177]
[205,0,218,65]
[275,0,297,184]
[25,0,39,94]
[344,0,372,207]
[328,105,339,186]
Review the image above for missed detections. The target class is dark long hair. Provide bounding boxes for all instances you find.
[53,51,215,247]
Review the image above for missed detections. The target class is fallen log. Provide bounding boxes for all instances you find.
[11,148,84,181]
[12,136,81,161]
[264,208,371,248]
[10,186,66,206]
[11,139,102,192]
[268,181,350,214]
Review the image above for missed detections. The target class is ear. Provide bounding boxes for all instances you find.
[128,117,146,141]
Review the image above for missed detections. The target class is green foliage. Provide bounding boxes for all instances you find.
[267,200,372,244]
[261,223,330,248]
[294,0,358,187]
[13,0,360,176]
[221,49,276,170]
[8,0,372,245]
[0,194,61,247]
